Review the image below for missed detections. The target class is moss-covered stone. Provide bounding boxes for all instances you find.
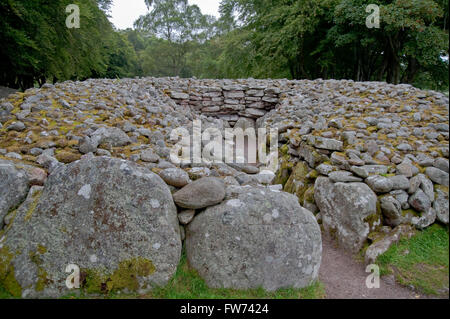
[284,161,312,203]
[82,258,156,295]
[0,246,21,297]
[24,189,42,222]
[55,151,81,164]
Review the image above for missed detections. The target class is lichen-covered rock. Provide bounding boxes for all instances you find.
[158,168,191,188]
[425,167,449,186]
[0,159,31,228]
[380,196,403,227]
[284,161,312,203]
[0,157,181,298]
[314,176,380,252]
[91,126,131,148]
[185,186,322,291]
[434,187,449,225]
[365,175,393,193]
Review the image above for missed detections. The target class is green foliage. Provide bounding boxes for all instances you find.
[0,0,448,90]
[217,0,448,89]
[0,0,138,89]
[377,224,449,296]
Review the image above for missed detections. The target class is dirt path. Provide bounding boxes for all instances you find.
[318,233,432,299]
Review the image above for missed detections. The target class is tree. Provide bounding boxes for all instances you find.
[134,0,216,76]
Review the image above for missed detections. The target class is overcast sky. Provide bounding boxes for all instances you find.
[109,0,221,30]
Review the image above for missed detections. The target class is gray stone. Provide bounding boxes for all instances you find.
[79,136,100,154]
[178,210,196,225]
[253,170,276,185]
[396,143,413,152]
[173,177,226,209]
[411,208,436,230]
[434,188,449,224]
[380,196,403,227]
[409,189,431,212]
[433,158,449,173]
[396,161,418,177]
[314,177,380,252]
[140,149,160,163]
[0,157,181,298]
[350,166,369,178]
[0,159,31,227]
[365,225,415,264]
[304,135,343,151]
[6,121,26,132]
[365,175,393,193]
[389,189,410,210]
[188,167,211,180]
[388,175,409,190]
[361,165,389,175]
[91,126,131,147]
[186,187,321,291]
[170,91,189,99]
[316,164,336,176]
[425,167,449,186]
[328,171,362,183]
[234,117,255,130]
[159,168,191,188]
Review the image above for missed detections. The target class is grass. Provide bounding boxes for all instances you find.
[2,249,326,299]
[377,224,449,296]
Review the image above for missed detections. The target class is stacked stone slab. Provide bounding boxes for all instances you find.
[149,78,283,126]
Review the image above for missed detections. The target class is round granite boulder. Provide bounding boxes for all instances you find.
[0,157,181,298]
[185,186,322,291]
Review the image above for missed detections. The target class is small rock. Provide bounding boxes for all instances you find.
[425,167,449,186]
[178,210,196,225]
[159,168,191,188]
[365,175,393,193]
[6,121,26,131]
[409,189,431,212]
[173,177,226,209]
[329,171,362,183]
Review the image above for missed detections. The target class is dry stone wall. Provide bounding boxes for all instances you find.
[149,78,284,125]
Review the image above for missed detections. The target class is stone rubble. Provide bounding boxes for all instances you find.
[0,76,448,297]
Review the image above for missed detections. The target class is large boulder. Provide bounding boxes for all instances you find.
[314,177,380,252]
[0,157,181,298]
[185,186,322,291]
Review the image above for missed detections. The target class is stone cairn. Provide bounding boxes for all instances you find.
[0,76,448,297]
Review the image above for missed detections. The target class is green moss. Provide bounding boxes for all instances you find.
[0,246,21,298]
[37,245,47,255]
[274,155,294,186]
[402,208,420,218]
[284,161,312,203]
[434,185,449,193]
[35,269,49,292]
[24,189,42,222]
[303,186,315,204]
[364,201,382,232]
[82,257,156,295]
